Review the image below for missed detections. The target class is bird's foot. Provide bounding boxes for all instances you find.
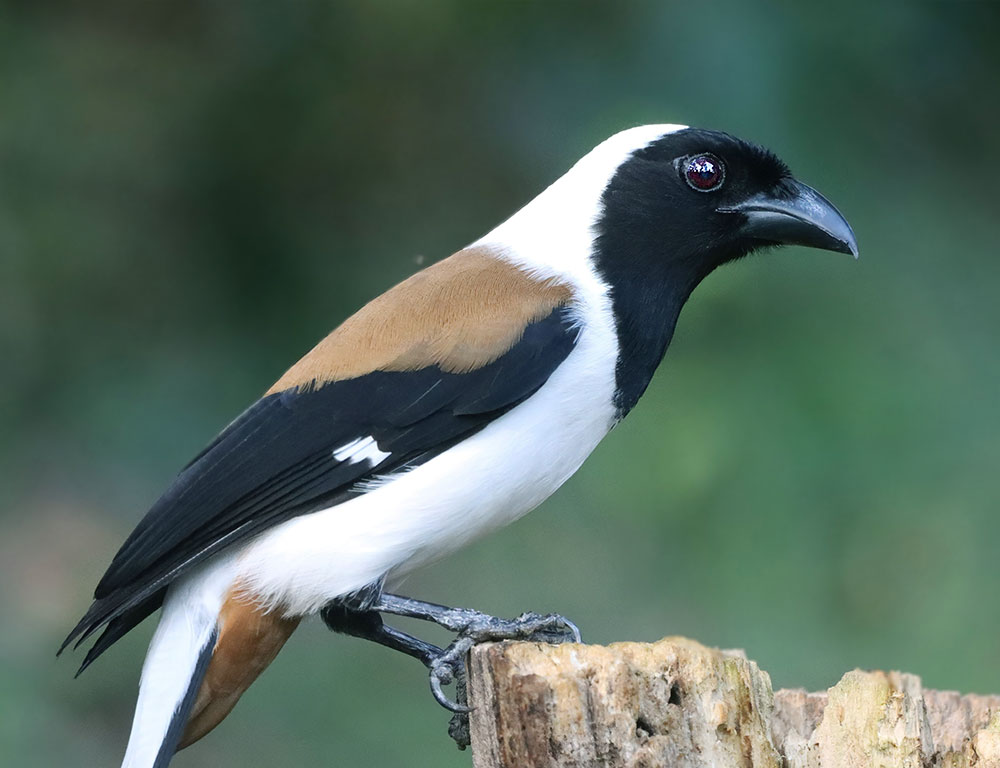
[329,592,582,749]
[426,610,581,750]
[427,610,582,713]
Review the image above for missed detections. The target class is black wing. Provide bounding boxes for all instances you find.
[62,307,579,671]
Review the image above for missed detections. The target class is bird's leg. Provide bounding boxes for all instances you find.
[369,593,582,713]
[322,577,443,667]
[320,603,442,667]
[323,587,581,749]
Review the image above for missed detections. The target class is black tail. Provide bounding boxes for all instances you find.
[59,588,166,674]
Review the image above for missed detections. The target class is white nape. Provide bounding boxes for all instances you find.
[474,124,686,379]
[475,124,686,287]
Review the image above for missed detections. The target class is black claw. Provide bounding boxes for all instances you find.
[563,617,583,643]
[430,672,471,713]
[429,650,472,714]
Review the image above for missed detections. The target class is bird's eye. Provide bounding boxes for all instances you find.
[683,154,725,192]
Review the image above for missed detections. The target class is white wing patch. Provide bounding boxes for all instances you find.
[332,436,391,465]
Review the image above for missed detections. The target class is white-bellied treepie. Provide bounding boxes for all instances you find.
[61,125,858,768]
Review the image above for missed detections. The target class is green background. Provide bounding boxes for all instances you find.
[3,2,999,765]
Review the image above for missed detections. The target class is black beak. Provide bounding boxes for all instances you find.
[719,178,859,259]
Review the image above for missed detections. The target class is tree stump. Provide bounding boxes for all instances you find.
[466,637,1000,768]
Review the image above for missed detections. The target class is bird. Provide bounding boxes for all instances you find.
[61,124,858,768]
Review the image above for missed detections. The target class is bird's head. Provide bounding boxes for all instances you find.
[481,124,857,300]
[593,126,858,301]
[475,123,860,415]
[475,124,859,413]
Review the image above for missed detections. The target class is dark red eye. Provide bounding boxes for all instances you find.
[683,154,725,192]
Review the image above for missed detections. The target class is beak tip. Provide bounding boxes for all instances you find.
[842,228,860,260]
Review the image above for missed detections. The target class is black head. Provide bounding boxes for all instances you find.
[593,127,858,415]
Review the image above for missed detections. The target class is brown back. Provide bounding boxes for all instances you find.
[267,247,574,394]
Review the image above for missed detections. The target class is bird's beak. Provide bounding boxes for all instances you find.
[719,178,859,259]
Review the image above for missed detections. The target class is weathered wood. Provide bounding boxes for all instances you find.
[467,637,1000,768]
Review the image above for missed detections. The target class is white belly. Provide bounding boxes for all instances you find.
[237,320,618,616]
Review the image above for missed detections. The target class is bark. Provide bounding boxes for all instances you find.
[466,637,1000,768]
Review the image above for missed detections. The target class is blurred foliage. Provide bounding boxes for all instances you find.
[2,2,1000,766]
